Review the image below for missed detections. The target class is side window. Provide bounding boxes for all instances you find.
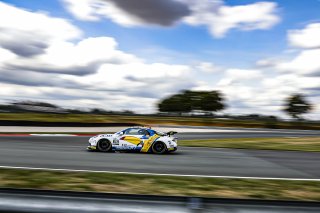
[123,128,130,134]
[138,129,148,135]
[124,128,142,135]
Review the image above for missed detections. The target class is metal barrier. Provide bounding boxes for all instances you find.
[0,188,320,213]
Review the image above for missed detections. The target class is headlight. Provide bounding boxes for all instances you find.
[89,137,96,143]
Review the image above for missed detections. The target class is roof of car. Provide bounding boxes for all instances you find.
[130,126,152,129]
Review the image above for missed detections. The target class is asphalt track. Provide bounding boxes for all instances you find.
[0,128,319,179]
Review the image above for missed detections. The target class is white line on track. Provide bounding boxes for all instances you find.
[0,165,320,181]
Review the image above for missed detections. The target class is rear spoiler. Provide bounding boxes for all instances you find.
[166,131,178,136]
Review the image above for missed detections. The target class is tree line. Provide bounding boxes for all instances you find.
[158,90,225,114]
[158,90,313,120]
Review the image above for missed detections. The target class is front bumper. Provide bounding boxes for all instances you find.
[87,145,97,150]
[168,147,177,152]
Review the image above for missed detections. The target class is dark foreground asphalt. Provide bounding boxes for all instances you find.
[0,133,320,179]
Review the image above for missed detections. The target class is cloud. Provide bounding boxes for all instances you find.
[221,69,263,83]
[62,0,190,26]
[0,2,81,57]
[0,2,197,112]
[205,67,317,118]
[239,22,320,118]
[0,48,16,64]
[259,23,320,77]
[62,0,280,38]
[276,49,320,76]
[211,68,268,113]
[3,37,141,75]
[288,23,320,49]
[263,74,320,92]
[255,58,280,68]
[184,1,280,37]
[0,69,76,88]
[196,62,222,73]
[108,0,191,26]
[67,62,195,98]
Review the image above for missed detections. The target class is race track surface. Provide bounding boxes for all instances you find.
[0,130,320,179]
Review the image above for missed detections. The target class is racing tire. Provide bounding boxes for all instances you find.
[97,139,112,152]
[151,141,167,154]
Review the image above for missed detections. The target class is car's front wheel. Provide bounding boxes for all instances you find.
[151,141,167,154]
[97,139,112,152]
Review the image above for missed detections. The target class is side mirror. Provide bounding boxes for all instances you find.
[119,131,124,135]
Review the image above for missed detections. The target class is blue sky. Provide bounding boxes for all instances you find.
[0,0,319,119]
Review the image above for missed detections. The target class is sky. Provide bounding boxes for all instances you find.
[0,0,320,119]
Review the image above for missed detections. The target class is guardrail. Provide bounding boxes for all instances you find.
[0,188,320,213]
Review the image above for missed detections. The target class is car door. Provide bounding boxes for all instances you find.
[119,128,145,151]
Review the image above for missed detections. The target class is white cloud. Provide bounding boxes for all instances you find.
[242,22,320,119]
[261,74,320,119]
[0,2,197,112]
[65,62,195,97]
[61,0,280,38]
[182,1,280,38]
[62,0,139,24]
[0,48,16,64]
[4,37,141,75]
[253,23,320,77]
[204,68,271,114]
[204,67,319,119]
[61,0,102,21]
[256,58,281,68]
[276,49,320,76]
[224,69,263,80]
[196,62,222,73]
[0,2,81,57]
[0,82,159,112]
[288,23,320,49]
[263,74,320,91]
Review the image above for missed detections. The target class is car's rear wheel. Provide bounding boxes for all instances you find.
[97,139,112,152]
[152,141,167,154]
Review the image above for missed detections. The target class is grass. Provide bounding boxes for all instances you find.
[179,137,320,152]
[1,112,320,130]
[1,168,320,201]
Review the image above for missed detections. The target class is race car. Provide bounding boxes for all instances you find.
[87,126,178,154]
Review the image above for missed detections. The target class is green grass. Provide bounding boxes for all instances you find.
[179,137,320,152]
[1,112,320,130]
[1,168,320,201]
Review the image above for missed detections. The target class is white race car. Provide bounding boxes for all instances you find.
[87,127,178,154]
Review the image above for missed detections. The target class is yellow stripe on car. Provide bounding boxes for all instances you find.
[141,134,159,152]
[122,136,141,145]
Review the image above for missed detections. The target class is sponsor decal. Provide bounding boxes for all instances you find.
[113,138,119,145]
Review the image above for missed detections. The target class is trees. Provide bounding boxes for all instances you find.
[158,90,225,114]
[199,91,224,112]
[284,94,312,120]
[158,93,192,113]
